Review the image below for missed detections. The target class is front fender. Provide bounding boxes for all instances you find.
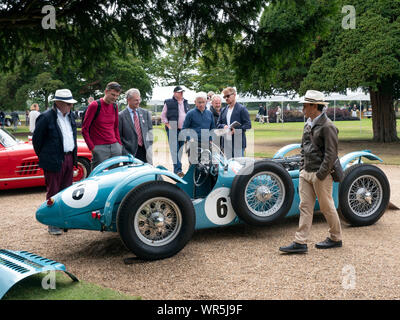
[103,169,186,226]
[340,150,383,169]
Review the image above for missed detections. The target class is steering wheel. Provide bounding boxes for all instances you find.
[193,148,211,187]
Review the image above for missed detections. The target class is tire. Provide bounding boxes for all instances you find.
[117,181,196,260]
[73,157,91,182]
[230,160,294,226]
[339,164,390,226]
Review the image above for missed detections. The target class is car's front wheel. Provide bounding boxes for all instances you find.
[230,160,294,226]
[117,181,196,260]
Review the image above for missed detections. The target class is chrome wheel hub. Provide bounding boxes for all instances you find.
[355,188,372,205]
[256,185,272,202]
[134,197,182,246]
[348,175,382,217]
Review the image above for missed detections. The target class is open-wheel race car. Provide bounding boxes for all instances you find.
[0,128,92,190]
[36,143,390,260]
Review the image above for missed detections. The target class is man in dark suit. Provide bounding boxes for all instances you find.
[119,88,153,163]
[33,89,78,235]
[217,87,252,158]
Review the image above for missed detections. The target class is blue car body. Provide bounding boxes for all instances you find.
[36,144,383,232]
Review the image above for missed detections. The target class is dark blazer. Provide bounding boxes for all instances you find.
[119,107,153,164]
[217,102,252,148]
[32,108,77,172]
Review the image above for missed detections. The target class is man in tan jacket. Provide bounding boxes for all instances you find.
[279,90,343,253]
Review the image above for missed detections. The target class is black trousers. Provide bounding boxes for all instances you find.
[135,144,147,163]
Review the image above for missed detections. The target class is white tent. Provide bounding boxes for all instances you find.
[147,86,371,107]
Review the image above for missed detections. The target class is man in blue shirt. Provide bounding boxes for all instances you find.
[182,92,215,164]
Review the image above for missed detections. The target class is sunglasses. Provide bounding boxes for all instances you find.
[223,93,234,99]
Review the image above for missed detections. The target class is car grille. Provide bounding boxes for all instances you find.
[15,161,40,175]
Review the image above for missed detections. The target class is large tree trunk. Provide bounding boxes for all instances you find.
[369,89,399,143]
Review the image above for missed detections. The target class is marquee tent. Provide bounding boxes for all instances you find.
[147,86,371,106]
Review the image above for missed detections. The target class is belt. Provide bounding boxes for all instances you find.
[64,151,73,155]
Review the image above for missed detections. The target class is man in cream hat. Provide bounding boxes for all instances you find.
[279,90,343,253]
[33,89,78,235]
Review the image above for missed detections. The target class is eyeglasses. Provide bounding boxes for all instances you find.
[223,93,234,99]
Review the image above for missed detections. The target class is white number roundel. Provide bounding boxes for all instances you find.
[204,187,236,225]
[61,180,99,208]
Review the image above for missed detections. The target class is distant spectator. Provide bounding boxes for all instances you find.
[25,110,29,126]
[0,110,5,129]
[206,91,215,110]
[210,95,222,126]
[351,107,358,118]
[11,111,19,131]
[275,106,283,123]
[29,103,41,133]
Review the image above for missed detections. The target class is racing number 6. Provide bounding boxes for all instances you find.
[216,197,228,218]
[72,186,85,201]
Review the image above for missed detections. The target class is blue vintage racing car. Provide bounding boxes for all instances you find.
[36,143,390,260]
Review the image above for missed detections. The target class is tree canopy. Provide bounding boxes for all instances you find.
[0,0,266,72]
[232,0,399,142]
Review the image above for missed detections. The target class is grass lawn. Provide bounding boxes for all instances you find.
[250,119,400,164]
[9,118,400,164]
[3,272,140,300]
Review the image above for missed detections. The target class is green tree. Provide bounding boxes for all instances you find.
[0,50,153,111]
[194,44,236,93]
[150,38,197,88]
[233,0,399,142]
[0,0,266,73]
[300,0,400,142]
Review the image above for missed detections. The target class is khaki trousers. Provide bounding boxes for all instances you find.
[294,170,342,244]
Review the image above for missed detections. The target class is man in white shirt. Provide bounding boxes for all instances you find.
[33,89,78,235]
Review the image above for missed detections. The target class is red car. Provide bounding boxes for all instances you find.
[0,128,92,190]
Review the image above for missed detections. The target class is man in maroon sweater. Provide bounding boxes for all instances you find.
[82,82,123,169]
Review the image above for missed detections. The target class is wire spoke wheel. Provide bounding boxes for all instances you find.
[245,171,285,217]
[339,164,390,226]
[231,160,294,226]
[347,175,382,217]
[134,197,182,246]
[117,181,195,260]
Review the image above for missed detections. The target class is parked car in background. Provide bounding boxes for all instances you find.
[0,128,92,190]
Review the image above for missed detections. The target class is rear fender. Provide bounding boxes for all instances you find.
[89,154,142,178]
[273,144,301,158]
[103,169,186,226]
[340,150,383,169]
